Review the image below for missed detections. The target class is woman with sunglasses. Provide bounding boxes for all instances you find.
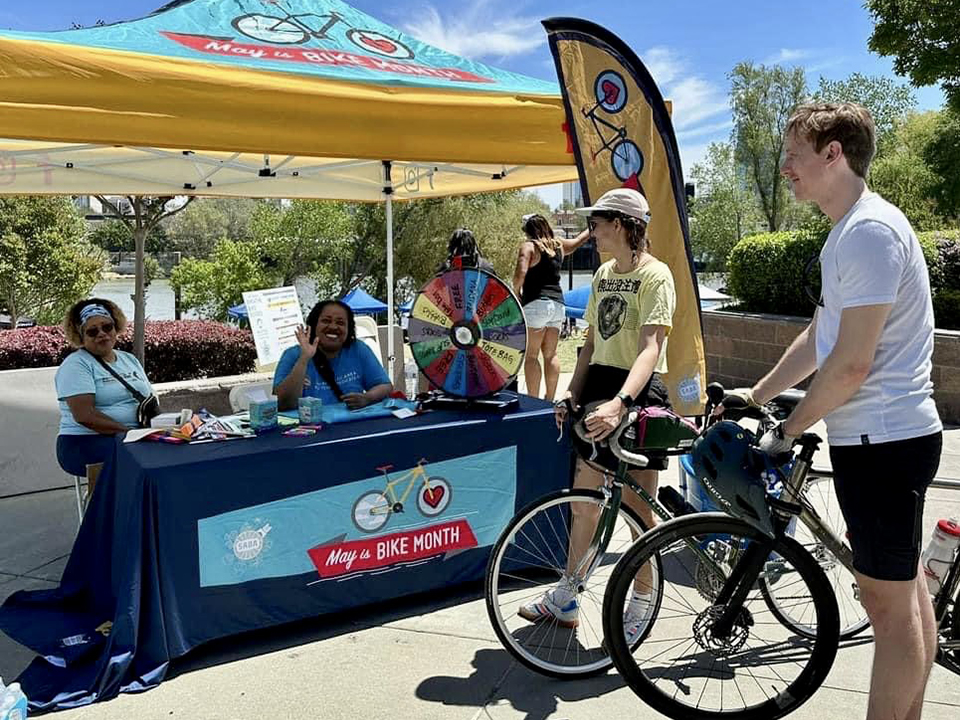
[517,188,676,642]
[55,298,154,490]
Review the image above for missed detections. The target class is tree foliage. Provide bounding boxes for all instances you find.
[0,197,103,326]
[867,0,960,111]
[688,142,762,270]
[164,198,258,258]
[923,107,960,220]
[870,111,947,230]
[88,219,169,253]
[814,73,915,146]
[729,62,808,232]
[170,240,275,321]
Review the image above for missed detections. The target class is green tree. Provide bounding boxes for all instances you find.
[688,142,762,269]
[0,197,103,327]
[252,200,354,289]
[867,0,960,111]
[88,219,169,252]
[170,240,275,320]
[814,73,915,147]
[729,62,808,232]
[869,111,945,229]
[923,107,960,220]
[164,198,257,258]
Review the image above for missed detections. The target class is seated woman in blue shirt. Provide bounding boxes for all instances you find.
[274,300,393,411]
[55,298,153,484]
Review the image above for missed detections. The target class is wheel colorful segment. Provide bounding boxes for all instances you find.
[408,269,526,397]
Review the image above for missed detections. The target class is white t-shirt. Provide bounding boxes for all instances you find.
[816,192,941,446]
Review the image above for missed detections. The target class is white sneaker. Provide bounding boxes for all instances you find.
[623,593,654,644]
[518,580,579,628]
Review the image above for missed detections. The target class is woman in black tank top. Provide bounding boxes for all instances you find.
[512,214,590,400]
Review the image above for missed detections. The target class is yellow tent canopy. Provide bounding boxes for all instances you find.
[0,0,578,372]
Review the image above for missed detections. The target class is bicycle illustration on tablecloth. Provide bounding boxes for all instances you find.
[352,459,452,533]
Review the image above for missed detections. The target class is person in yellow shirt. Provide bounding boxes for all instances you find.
[518,188,676,643]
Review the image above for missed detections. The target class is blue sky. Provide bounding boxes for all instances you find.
[0,0,946,208]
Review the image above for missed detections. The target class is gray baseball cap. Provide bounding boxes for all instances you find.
[576,188,651,223]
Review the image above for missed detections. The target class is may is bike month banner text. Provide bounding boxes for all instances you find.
[544,18,706,415]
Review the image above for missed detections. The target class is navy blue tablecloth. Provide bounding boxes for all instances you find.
[0,396,571,711]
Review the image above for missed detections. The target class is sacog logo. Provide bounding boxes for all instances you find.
[678,374,702,403]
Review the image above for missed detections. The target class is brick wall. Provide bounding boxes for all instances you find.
[703,309,960,424]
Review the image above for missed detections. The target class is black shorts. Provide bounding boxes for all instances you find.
[830,431,942,581]
[572,364,671,472]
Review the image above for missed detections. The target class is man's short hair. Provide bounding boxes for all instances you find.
[786,102,877,179]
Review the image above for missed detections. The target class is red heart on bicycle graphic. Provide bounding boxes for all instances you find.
[360,34,397,55]
[601,80,620,106]
[422,485,445,509]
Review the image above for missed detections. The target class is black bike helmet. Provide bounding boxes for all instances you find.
[690,421,777,537]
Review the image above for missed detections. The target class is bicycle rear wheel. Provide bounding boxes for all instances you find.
[485,488,658,678]
[603,513,839,720]
[760,473,869,639]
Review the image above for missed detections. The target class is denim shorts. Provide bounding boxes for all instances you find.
[523,298,566,330]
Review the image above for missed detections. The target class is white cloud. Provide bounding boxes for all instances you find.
[642,46,683,87]
[763,48,814,65]
[400,2,544,60]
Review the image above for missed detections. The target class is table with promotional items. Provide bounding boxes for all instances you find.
[0,396,570,711]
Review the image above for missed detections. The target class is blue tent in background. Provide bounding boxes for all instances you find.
[399,299,413,314]
[227,288,387,322]
[563,285,591,320]
[342,288,388,316]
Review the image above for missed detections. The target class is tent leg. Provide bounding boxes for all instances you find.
[384,162,395,385]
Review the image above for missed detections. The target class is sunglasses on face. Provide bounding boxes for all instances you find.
[85,322,115,338]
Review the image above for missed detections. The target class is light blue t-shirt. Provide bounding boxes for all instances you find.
[273,341,390,405]
[55,349,153,435]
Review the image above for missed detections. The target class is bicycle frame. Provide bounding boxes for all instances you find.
[581,101,628,161]
[263,11,345,38]
[379,462,430,509]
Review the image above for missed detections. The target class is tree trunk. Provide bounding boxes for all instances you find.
[133,224,147,363]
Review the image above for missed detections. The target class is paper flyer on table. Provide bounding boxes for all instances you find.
[242,286,304,366]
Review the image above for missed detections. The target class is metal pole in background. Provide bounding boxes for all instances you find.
[383,161,395,384]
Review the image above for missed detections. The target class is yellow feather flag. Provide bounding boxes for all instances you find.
[544,18,706,415]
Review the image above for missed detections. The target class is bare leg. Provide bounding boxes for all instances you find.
[540,327,562,401]
[905,565,938,720]
[523,327,545,398]
[858,570,934,720]
[85,462,104,510]
[622,469,658,594]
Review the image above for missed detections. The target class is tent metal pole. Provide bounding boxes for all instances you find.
[383,161,395,384]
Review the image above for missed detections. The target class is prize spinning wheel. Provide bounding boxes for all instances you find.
[408,269,526,397]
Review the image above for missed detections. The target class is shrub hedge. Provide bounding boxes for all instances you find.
[0,321,257,381]
[726,227,960,328]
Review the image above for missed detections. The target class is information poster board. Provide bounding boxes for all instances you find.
[242,286,304,366]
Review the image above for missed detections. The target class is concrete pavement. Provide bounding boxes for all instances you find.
[2,372,959,719]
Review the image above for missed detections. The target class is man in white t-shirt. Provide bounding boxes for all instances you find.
[730,103,942,720]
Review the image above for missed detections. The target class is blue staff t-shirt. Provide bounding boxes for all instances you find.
[55,349,153,435]
[273,341,390,405]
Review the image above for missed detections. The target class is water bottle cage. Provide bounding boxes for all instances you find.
[768,495,803,518]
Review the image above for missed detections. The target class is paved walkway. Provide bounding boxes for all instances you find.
[2,374,959,719]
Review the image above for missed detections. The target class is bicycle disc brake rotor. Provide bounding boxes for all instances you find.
[692,605,752,657]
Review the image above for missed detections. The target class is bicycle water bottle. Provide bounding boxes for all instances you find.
[921,515,960,596]
[404,359,419,400]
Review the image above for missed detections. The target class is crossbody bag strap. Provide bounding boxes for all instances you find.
[93,353,146,403]
[312,353,345,401]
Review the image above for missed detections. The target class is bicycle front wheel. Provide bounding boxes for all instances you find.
[603,513,839,720]
[760,473,869,639]
[485,488,658,678]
